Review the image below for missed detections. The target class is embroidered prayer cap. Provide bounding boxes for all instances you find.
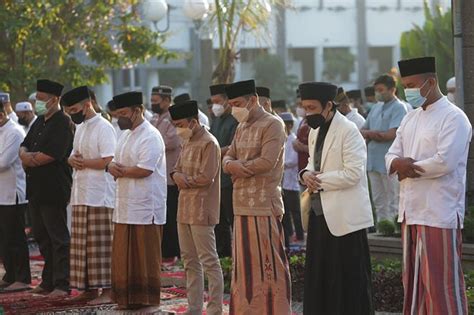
[224,80,256,100]
[37,79,64,97]
[112,91,143,109]
[272,100,287,110]
[173,93,191,105]
[256,86,270,98]
[209,84,227,96]
[169,100,199,120]
[15,102,34,112]
[346,90,362,100]
[279,112,294,122]
[364,86,375,97]
[152,85,173,96]
[398,56,436,78]
[334,87,349,103]
[298,82,338,102]
[0,92,10,103]
[61,86,90,107]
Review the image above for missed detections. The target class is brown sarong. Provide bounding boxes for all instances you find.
[230,215,292,315]
[111,223,163,307]
[70,205,113,290]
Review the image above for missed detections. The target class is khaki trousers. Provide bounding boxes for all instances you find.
[178,223,224,315]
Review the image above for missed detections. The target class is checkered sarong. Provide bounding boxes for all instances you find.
[70,205,113,290]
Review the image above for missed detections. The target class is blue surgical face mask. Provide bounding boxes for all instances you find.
[404,79,432,108]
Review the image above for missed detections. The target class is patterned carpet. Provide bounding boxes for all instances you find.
[0,241,306,314]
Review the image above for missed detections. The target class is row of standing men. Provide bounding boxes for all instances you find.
[0,55,472,314]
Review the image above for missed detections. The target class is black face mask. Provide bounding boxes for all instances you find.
[18,117,29,127]
[118,110,137,130]
[151,103,163,114]
[70,111,85,124]
[306,113,327,129]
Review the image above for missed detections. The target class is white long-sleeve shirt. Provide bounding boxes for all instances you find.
[385,96,472,229]
[345,108,366,129]
[0,119,26,205]
[283,133,299,191]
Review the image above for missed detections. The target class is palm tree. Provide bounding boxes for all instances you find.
[208,0,287,84]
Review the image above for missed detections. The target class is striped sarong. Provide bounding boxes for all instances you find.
[402,222,468,315]
[230,215,291,315]
[70,205,113,290]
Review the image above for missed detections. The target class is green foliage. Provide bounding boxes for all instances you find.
[208,0,287,83]
[220,256,233,293]
[464,207,474,244]
[0,0,175,100]
[377,219,396,236]
[372,258,402,273]
[466,270,474,311]
[400,1,453,93]
[253,54,298,102]
[323,48,355,82]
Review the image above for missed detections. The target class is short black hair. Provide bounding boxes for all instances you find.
[374,74,396,89]
[0,102,4,113]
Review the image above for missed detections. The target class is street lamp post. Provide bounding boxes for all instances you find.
[143,0,170,32]
[183,0,210,103]
[142,0,170,104]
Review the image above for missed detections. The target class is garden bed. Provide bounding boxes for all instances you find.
[368,234,474,270]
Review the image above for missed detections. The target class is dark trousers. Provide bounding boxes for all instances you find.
[0,204,31,284]
[303,211,374,315]
[30,201,70,291]
[282,189,304,249]
[214,186,234,258]
[162,185,180,258]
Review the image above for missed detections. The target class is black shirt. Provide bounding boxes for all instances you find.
[210,113,238,188]
[311,116,334,216]
[21,110,74,205]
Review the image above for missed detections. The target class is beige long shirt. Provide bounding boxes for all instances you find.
[151,111,181,185]
[223,106,286,217]
[172,127,221,225]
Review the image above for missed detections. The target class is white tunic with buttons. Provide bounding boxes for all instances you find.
[113,120,167,225]
[385,96,472,229]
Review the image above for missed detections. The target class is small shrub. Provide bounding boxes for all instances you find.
[377,219,396,236]
[372,259,403,312]
[463,209,474,243]
[465,270,474,311]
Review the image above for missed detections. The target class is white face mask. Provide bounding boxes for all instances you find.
[231,100,251,123]
[176,120,195,140]
[212,104,225,117]
[176,127,193,140]
[296,107,306,118]
[447,92,456,103]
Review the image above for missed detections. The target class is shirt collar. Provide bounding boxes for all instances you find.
[246,105,265,125]
[424,96,447,112]
[84,113,100,125]
[190,125,206,141]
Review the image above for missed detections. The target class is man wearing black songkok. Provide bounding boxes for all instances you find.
[19,79,73,296]
[299,81,374,315]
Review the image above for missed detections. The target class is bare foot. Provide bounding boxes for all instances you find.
[0,280,11,288]
[30,286,51,295]
[48,289,69,297]
[87,289,112,305]
[136,305,160,314]
[71,290,99,301]
[2,282,31,292]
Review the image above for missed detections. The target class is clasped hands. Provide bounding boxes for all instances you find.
[68,152,84,170]
[302,171,322,192]
[391,157,425,181]
[225,160,254,182]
